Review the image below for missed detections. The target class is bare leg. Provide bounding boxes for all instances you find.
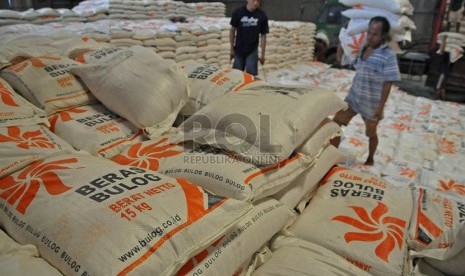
[365,135,378,166]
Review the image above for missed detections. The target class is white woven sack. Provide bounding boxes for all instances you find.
[179,62,258,115]
[339,28,366,64]
[113,135,316,202]
[176,198,294,276]
[272,145,346,212]
[339,0,414,14]
[0,229,63,276]
[0,56,95,115]
[289,167,413,275]
[342,7,416,31]
[0,125,75,179]
[0,77,48,127]
[0,10,22,19]
[71,45,188,139]
[49,104,146,158]
[0,154,252,276]
[409,187,465,276]
[253,235,372,276]
[347,18,370,35]
[175,84,346,165]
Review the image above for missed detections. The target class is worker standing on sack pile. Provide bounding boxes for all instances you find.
[230,0,269,76]
[448,0,465,33]
[331,16,401,166]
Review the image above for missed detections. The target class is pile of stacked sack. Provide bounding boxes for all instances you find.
[72,0,227,21]
[0,40,351,275]
[260,21,316,73]
[338,0,416,64]
[0,17,317,70]
[0,0,227,27]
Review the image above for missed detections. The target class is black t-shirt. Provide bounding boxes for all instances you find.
[230,5,269,57]
[451,0,464,11]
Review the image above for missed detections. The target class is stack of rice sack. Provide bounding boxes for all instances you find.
[0,41,280,276]
[338,0,416,64]
[0,38,153,160]
[107,0,151,20]
[23,8,63,24]
[72,0,109,22]
[408,184,465,276]
[0,10,26,26]
[0,149,257,275]
[259,21,316,75]
[189,17,230,66]
[199,2,227,18]
[109,74,347,274]
[173,25,202,64]
[56,9,86,23]
[437,32,465,63]
[146,78,348,209]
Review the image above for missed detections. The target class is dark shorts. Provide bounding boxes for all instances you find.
[232,49,259,76]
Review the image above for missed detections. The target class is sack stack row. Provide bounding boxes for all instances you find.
[338,0,416,64]
[0,0,226,27]
[0,35,353,275]
[0,18,317,70]
[259,21,316,73]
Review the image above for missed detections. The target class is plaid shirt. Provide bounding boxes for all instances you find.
[346,44,401,120]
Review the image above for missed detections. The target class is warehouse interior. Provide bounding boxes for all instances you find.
[0,0,464,275]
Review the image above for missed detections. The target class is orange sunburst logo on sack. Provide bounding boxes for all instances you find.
[0,81,19,107]
[397,115,411,122]
[48,107,87,132]
[0,126,55,149]
[437,180,465,196]
[418,104,431,117]
[349,137,365,147]
[112,138,183,171]
[390,123,409,132]
[439,138,456,154]
[348,32,366,55]
[399,167,415,179]
[7,57,61,73]
[332,202,406,263]
[0,158,77,214]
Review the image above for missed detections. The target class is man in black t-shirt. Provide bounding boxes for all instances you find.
[230,0,269,76]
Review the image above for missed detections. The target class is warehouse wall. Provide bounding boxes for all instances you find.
[409,0,437,41]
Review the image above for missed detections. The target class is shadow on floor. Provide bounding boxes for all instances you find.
[396,75,465,103]
[396,75,438,100]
